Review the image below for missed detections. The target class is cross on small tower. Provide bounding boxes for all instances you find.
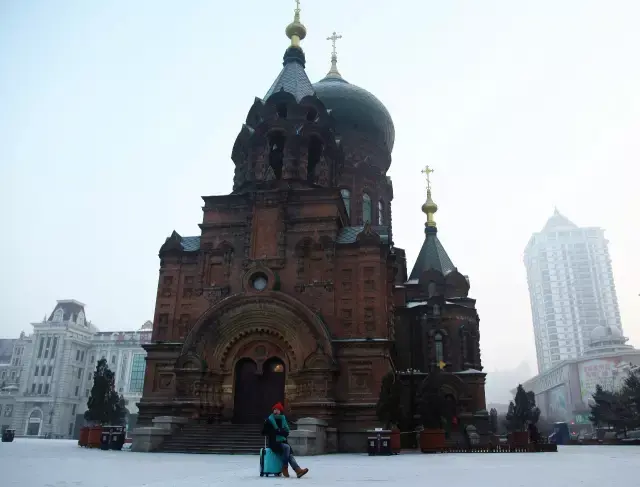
[295,0,301,12]
[327,31,342,57]
[421,165,435,191]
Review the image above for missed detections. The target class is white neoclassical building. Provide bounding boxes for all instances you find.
[0,300,150,438]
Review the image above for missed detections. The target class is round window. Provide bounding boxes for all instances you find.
[251,274,268,291]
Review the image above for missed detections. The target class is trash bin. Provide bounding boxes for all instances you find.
[367,431,392,456]
[367,435,379,456]
[100,426,112,450]
[1,429,15,443]
[109,426,125,451]
[379,435,392,455]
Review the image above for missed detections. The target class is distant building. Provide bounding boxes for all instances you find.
[0,300,150,438]
[524,209,622,373]
[516,325,639,435]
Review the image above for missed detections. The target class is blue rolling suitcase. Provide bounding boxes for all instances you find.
[260,439,283,477]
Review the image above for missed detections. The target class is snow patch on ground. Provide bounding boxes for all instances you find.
[1,439,637,487]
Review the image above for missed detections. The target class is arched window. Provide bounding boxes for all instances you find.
[362,193,372,223]
[307,137,323,183]
[467,334,476,365]
[267,133,285,180]
[341,189,351,218]
[434,333,444,364]
[378,200,384,225]
[427,281,437,298]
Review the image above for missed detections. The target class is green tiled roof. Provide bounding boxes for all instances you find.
[180,236,201,252]
[408,227,455,280]
[336,225,390,245]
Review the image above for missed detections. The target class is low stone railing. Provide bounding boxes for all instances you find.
[288,417,337,455]
[130,416,188,452]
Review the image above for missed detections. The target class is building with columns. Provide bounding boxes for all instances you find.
[0,300,150,438]
[516,324,639,436]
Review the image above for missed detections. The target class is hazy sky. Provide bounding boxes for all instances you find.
[1,1,639,397]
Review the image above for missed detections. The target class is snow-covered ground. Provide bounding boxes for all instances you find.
[1,439,637,487]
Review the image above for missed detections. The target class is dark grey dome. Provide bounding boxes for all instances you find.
[313,76,395,152]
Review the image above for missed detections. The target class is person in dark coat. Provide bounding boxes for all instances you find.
[262,402,308,478]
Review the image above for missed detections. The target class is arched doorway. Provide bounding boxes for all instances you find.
[26,409,43,436]
[234,359,260,424]
[444,393,458,432]
[261,357,286,417]
[233,357,286,424]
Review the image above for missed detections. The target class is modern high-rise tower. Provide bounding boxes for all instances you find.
[524,209,623,372]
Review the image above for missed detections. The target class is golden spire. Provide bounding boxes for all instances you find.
[326,31,343,78]
[420,165,438,228]
[285,0,307,48]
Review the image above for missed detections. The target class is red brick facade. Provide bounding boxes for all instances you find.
[137,41,487,449]
[137,86,399,445]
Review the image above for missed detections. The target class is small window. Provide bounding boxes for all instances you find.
[434,333,444,363]
[75,386,79,397]
[276,103,288,119]
[111,355,116,365]
[37,384,43,394]
[306,108,317,122]
[51,337,58,359]
[44,384,49,394]
[251,273,268,292]
[34,366,39,377]
[362,193,372,223]
[378,201,384,225]
[341,189,351,218]
[31,383,35,393]
[307,137,323,183]
[48,366,53,377]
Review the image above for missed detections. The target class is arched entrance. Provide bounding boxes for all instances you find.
[233,357,285,424]
[26,409,43,436]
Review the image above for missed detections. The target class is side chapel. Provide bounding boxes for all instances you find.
[137,4,487,451]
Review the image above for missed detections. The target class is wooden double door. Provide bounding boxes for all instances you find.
[233,357,286,424]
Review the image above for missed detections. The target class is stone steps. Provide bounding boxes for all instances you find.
[159,423,266,454]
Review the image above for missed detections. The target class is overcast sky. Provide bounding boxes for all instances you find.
[1,1,639,401]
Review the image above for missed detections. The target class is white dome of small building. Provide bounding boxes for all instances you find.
[585,323,632,356]
[590,324,624,344]
[140,320,153,331]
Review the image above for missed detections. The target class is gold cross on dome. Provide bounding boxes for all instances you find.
[327,31,342,57]
[438,360,447,370]
[421,165,435,191]
[295,0,301,12]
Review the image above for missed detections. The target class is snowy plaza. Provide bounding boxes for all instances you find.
[1,439,638,487]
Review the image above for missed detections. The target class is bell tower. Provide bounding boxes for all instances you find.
[230,6,342,193]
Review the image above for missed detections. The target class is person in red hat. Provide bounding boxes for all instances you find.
[262,402,308,478]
